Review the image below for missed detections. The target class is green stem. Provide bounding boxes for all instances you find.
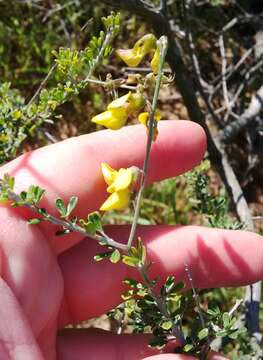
[4,186,127,251]
[84,30,116,81]
[138,263,185,343]
[82,77,137,91]
[127,36,168,249]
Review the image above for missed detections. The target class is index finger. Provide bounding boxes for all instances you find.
[0,121,206,253]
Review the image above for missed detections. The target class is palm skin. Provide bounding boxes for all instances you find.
[0,121,262,360]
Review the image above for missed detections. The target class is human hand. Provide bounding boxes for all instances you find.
[0,121,262,360]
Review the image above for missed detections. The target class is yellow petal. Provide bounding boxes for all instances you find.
[116,34,157,67]
[138,110,161,126]
[153,127,159,141]
[138,112,149,126]
[128,93,146,113]
[101,163,117,186]
[150,44,161,74]
[107,168,132,193]
[91,109,128,130]
[116,49,144,67]
[108,92,131,110]
[133,34,157,56]
[100,189,130,211]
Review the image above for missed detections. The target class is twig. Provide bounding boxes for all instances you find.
[219,85,263,143]
[219,35,231,113]
[42,0,76,22]
[229,299,243,317]
[159,0,167,14]
[127,36,168,249]
[183,0,223,128]
[138,262,185,343]
[1,182,128,251]
[27,64,57,106]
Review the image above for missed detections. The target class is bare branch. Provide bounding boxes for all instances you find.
[219,85,263,143]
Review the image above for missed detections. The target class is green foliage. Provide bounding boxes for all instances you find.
[19,185,45,206]
[55,196,78,218]
[122,238,146,267]
[186,161,244,230]
[80,211,103,235]
[0,11,120,165]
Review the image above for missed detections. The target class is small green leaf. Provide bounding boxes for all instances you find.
[38,208,49,217]
[28,218,42,225]
[66,196,78,217]
[137,237,146,264]
[55,198,67,217]
[83,211,103,235]
[33,186,45,204]
[20,191,27,201]
[121,290,134,300]
[94,251,113,262]
[122,255,139,267]
[183,344,194,352]
[110,249,121,263]
[56,229,71,236]
[198,328,209,340]
[161,320,173,330]
[3,173,15,189]
[228,330,239,339]
[172,281,185,292]
[123,278,140,288]
[223,312,231,327]
[216,330,227,337]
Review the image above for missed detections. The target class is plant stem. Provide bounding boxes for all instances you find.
[127,36,168,249]
[138,263,185,343]
[84,30,116,82]
[3,185,127,251]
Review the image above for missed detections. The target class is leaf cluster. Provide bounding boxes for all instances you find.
[0,12,120,165]
[186,161,244,230]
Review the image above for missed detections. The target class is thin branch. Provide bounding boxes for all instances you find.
[1,182,128,251]
[219,85,263,143]
[159,0,167,14]
[27,64,57,106]
[138,262,185,343]
[219,35,231,113]
[127,36,168,249]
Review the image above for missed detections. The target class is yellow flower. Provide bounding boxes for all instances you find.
[100,189,131,211]
[116,34,157,67]
[91,108,128,130]
[101,163,117,185]
[138,110,161,125]
[100,163,138,211]
[107,92,131,110]
[107,167,133,193]
[150,43,161,74]
[138,110,162,141]
[92,92,145,130]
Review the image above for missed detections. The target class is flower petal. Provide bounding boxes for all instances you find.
[91,109,128,130]
[133,34,157,56]
[107,168,132,193]
[138,112,149,126]
[108,92,131,110]
[150,44,161,74]
[100,189,130,211]
[128,93,146,113]
[101,163,117,186]
[116,49,144,67]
